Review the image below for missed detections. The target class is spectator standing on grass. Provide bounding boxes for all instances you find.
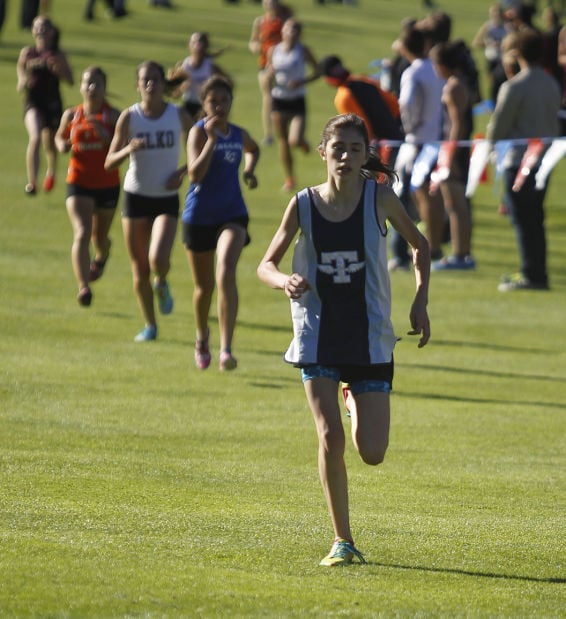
[394,24,444,267]
[387,12,455,102]
[0,1,6,38]
[317,54,403,146]
[318,53,405,204]
[487,29,560,291]
[84,0,128,20]
[257,113,430,567]
[541,8,563,89]
[105,61,192,341]
[21,0,39,29]
[21,0,50,29]
[249,0,293,146]
[17,16,73,195]
[55,67,120,308]
[429,40,475,271]
[183,76,259,371]
[503,1,538,34]
[388,18,416,98]
[265,18,319,191]
[418,9,452,52]
[558,23,566,134]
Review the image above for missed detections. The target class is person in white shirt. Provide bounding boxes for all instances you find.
[398,25,445,260]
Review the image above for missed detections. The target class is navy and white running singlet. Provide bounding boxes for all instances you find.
[285,179,397,366]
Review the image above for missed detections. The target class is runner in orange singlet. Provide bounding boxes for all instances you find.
[56,66,120,307]
[249,0,292,145]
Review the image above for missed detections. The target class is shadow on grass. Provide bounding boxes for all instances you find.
[0,45,23,64]
[369,561,566,584]
[431,339,550,354]
[397,390,566,410]
[247,382,287,389]
[401,362,565,384]
[96,311,134,320]
[239,319,290,334]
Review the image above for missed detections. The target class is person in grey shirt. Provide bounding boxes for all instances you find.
[487,29,560,291]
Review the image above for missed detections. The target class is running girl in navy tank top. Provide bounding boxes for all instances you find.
[258,113,431,567]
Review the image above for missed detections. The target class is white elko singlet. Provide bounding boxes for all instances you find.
[124,102,182,197]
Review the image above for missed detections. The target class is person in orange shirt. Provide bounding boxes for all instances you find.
[319,55,417,272]
[249,0,293,145]
[318,55,404,146]
[55,66,120,307]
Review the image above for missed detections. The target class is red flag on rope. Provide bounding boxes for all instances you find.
[429,140,457,195]
[512,139,544,192]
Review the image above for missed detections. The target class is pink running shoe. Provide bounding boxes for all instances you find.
[195,331,211,370]
[219,350,237,371]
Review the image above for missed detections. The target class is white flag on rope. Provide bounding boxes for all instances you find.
[535,138,566,189]
[493,140,513,180]
[465,139,490,198]
[392,142,418,197]
[410,143,440,191]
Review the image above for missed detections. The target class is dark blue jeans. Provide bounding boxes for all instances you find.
[504,167,549,286]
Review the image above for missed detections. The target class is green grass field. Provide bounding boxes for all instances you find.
[1,0,565,616]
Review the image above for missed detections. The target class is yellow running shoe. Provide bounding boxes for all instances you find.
[319,539,366,567]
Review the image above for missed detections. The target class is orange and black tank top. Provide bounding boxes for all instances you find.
[64,103,120,189]
[258,15,284,69]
